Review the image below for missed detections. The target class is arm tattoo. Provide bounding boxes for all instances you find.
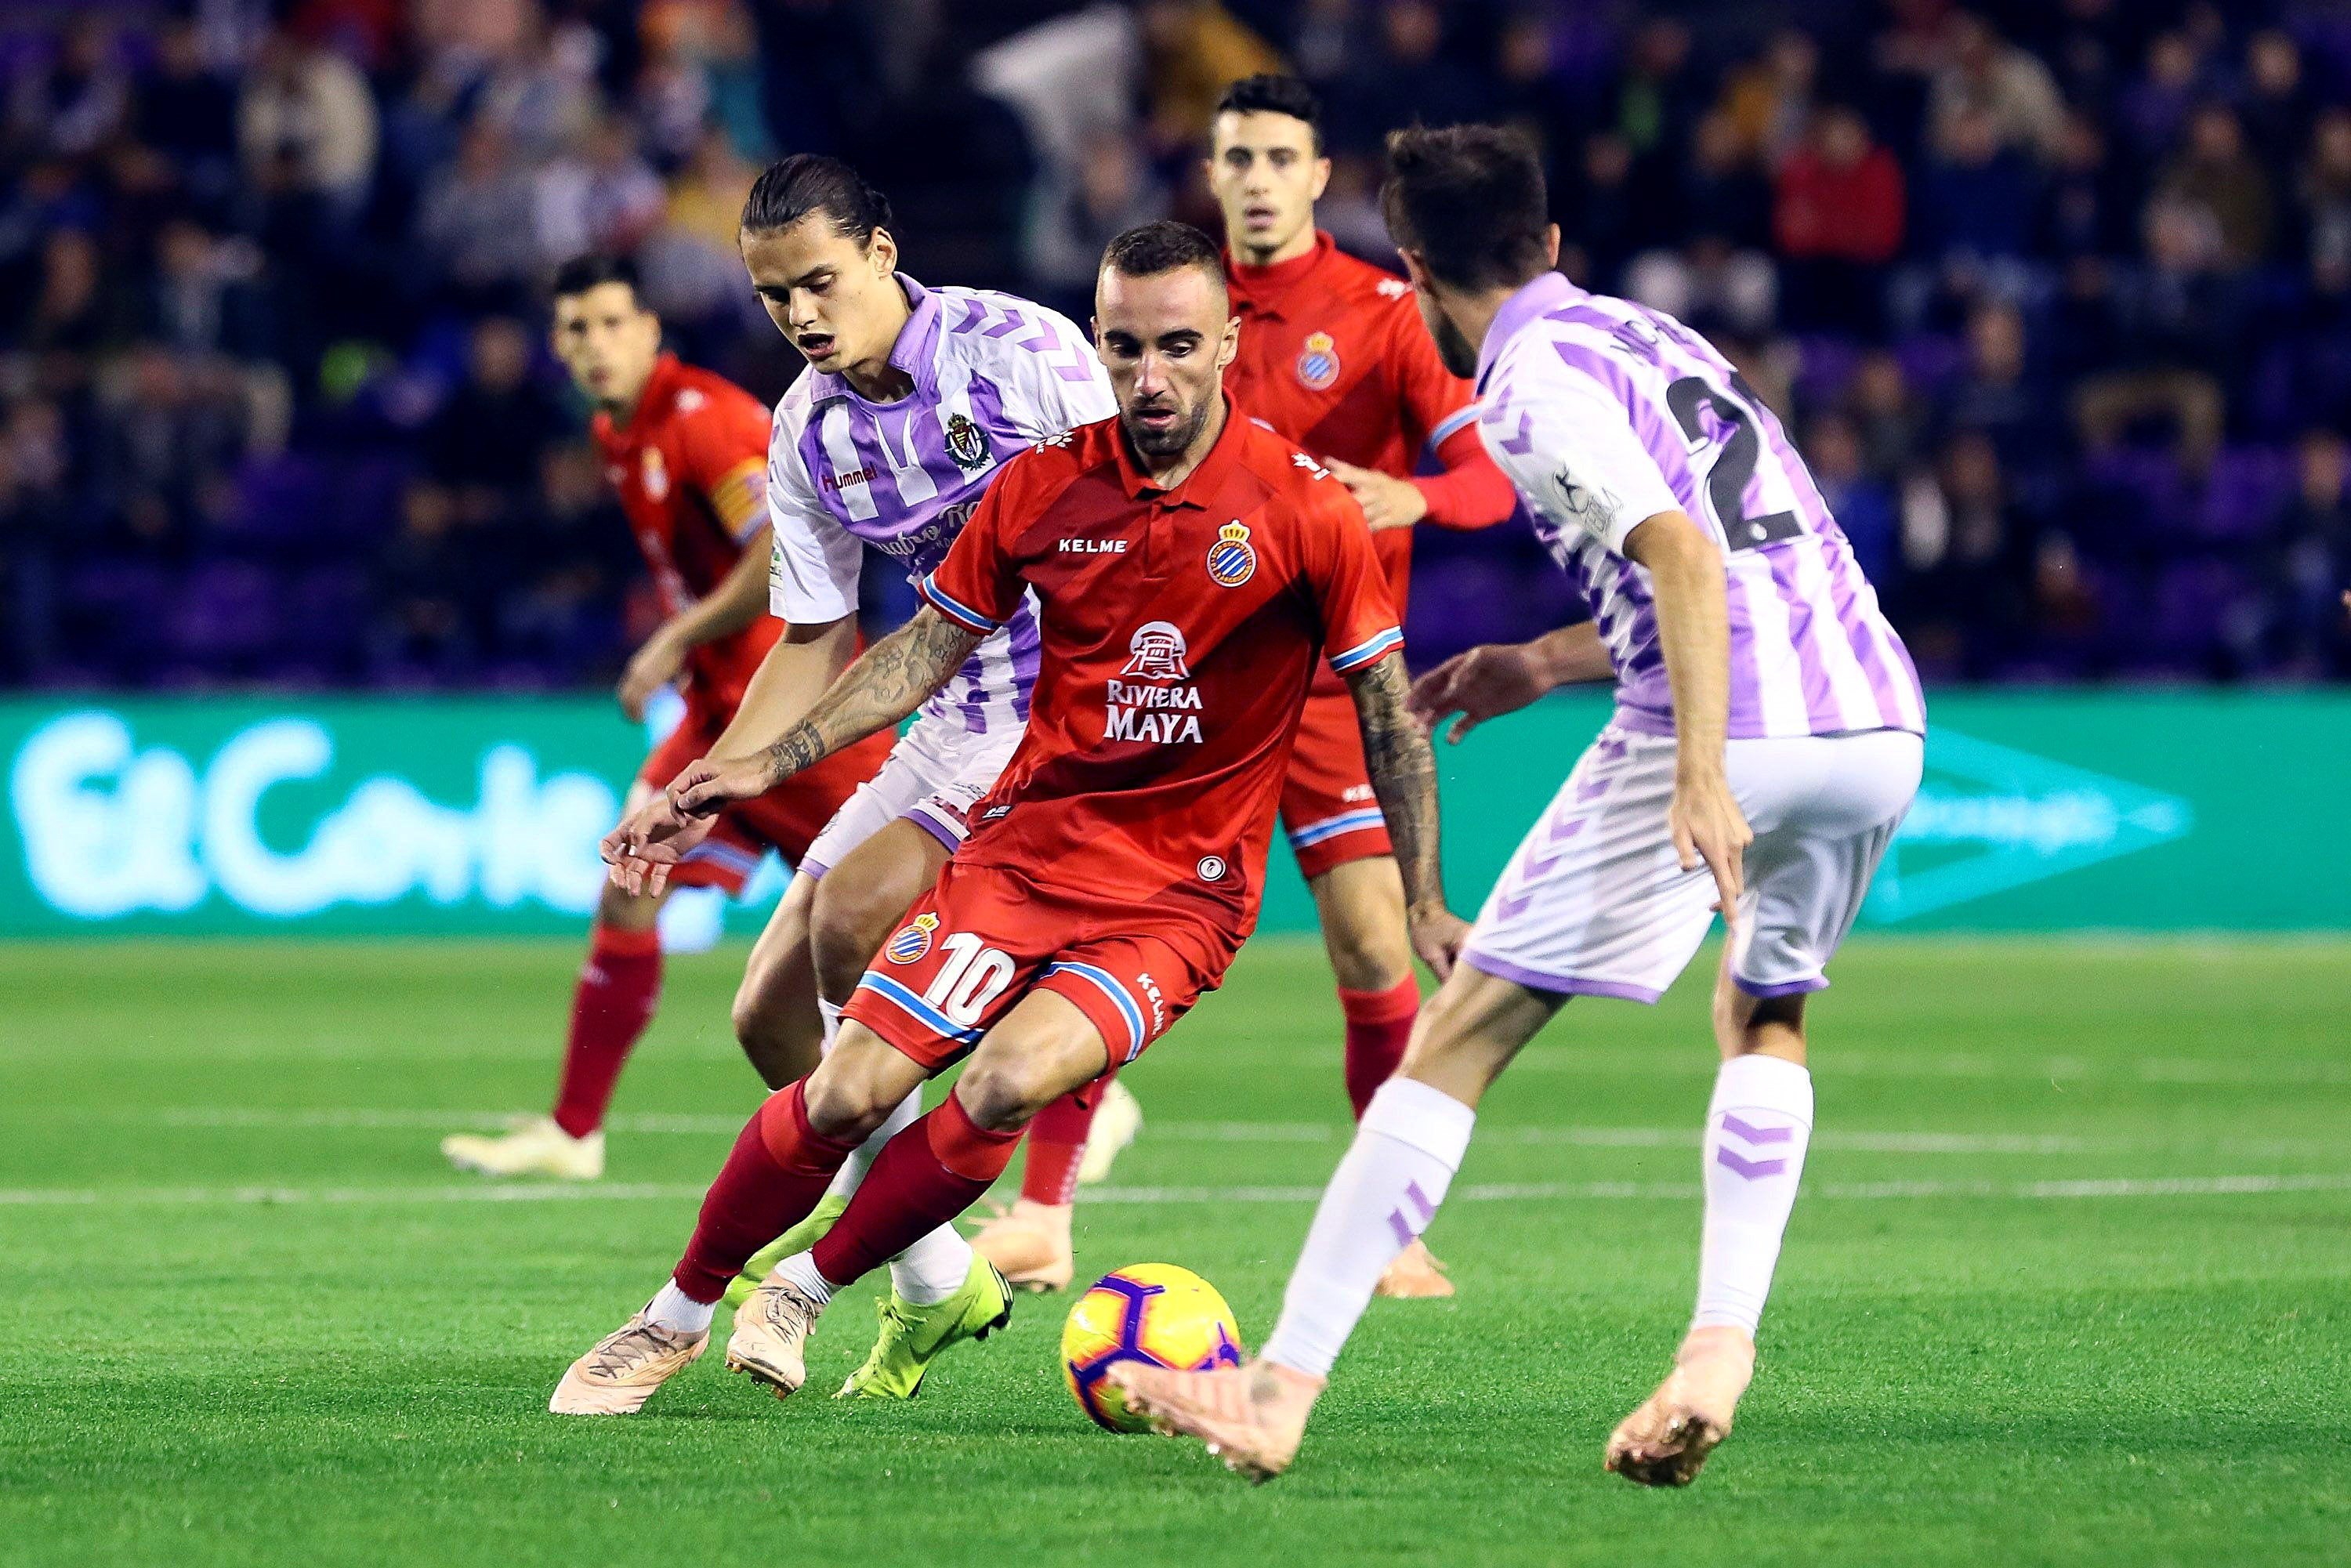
[759,607,980,788]
[1347,654,1446,913]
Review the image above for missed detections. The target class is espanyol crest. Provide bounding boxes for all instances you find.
[886,912,939,964]
[1205,520,1256,588]
[1295,331,1341,391]
[640,446,669,501]
[944,411,991,471]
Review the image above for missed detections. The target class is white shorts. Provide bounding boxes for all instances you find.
[799,712,1025,881]
[1462,723,1922,1003]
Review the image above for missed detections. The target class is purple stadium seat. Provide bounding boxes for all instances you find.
[2197,447,2293,543]
[1894,335,1967,398]
[167,560,283,664]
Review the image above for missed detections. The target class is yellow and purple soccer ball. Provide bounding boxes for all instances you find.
[1060,1263,1244,1432]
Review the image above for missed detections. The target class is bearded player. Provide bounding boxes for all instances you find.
[549,220,1458,1418]
[440,255,890,1182]
[973,74,1514,1300]
[594,156,1118,1398]
[1115,126,1925,1488]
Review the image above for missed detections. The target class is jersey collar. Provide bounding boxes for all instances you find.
[1475,270,1581,394]
[1110,392,1243,507]
[807,273,943,403]
[1223,230,1335,321]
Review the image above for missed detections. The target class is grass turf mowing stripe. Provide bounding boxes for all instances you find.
[9,1171,2351,1207]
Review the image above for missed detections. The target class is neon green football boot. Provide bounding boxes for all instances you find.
[723,1192,850,1309]
[834,1260,1014,1400]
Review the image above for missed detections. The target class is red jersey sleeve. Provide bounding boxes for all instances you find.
[1386,302,1516,530]
[675,384,773,544]
[916,462,1025,634]
[1299,476,1405,675]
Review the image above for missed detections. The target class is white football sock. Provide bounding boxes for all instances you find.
[811,995,964,1303]
[1691,1053,1815,1336]
[646,1280,715,1334]
[828,1082,921,1199]
[1262,1078,1476,1379]
[888,1224,975,1307]
[771,1250,835,1306]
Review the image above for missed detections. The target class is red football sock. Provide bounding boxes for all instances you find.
[811,1094,1023,1288]
[1018,1070,1115,1207]
[550,922,663,1139]
[1340,975,1420,1121]
[671,1082,857,1302]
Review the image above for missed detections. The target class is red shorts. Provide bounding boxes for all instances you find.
[634,693,889,896]
[1279,687,1392,879]
[842,860,1234,1071]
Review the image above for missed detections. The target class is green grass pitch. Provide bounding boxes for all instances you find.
[4,936,2349,1566]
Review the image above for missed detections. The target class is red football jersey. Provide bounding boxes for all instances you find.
[915,401,1402,938]
[1223,231,1483,623]
[592,353,781,712]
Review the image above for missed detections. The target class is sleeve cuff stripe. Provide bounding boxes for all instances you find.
[1427,404,1480,447]
[917,574,1002,633]
[1329,628,1404,672]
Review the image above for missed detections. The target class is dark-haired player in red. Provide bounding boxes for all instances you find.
[442,255,889,1182]
[549,221,1460,1416]
[976,73,1515,1299]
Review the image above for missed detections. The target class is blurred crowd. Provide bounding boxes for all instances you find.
[3,0,2349,691]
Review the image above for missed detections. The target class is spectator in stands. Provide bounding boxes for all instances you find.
[134,21,241,215]
[2162,103,2273,271]
[2074,195,2234,469]
[1927,11,2067,165]
[1808,410,1899,589]
[2268,429,2351,673]
[237,27,377,225]
[424,316,566,527]
[2240,30,2311,172]
[415,120,541,311]
[2297,110,2351,293]
[1944,301,2060,478]
[9,16,131,160]
[1775,105,1904,330]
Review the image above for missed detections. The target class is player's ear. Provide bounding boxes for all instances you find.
[1216,312,1240,371]
[1310,155,1331,204]
[868,225,898,277]
[1543,224,1561,267]
[1396,249,1432,292]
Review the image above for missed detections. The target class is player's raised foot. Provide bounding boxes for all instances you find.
[723,1193,849,1309]
[441,1116,604,1180]
[1076,1078,1143,1186]
[1374,1237,1454,1299]
[1603,1324,1758,1487]
[835,1261,1014,1399]
[1110,1358,1324,1483]
[968,1198,1075,1292]
[549,1307,706,1414]
[723,1277,825,1400]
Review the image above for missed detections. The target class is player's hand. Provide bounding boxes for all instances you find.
[1410,643,1549,743]
[1668,769,1751,932]
[1408,900,1471,981]
[668,753,773,820]
[616,630,688,724]
[1322,457,1429,532]
[600,789,713,896]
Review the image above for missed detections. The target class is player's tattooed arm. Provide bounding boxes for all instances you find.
[757,607,979,787]
[1347,653,1469,977]
[663,607,979,823]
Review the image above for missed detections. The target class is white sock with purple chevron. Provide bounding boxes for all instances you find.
[1261,1077,1476,1378]
[1692,1053,1816,1335]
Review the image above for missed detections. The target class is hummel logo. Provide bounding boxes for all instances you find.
[1059,538,1127,553]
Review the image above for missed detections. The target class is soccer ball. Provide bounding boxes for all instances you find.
[1060,1263,1243,1432]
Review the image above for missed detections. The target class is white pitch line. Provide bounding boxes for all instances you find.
[8,1172,2351,1208]
[65,1107,2342,1159]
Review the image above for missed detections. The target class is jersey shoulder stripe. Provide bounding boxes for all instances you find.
[935,286,1099,386]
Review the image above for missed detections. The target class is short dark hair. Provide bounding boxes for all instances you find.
[1380,124,1551,292]
[551,253,641,302]
[1215,74,1322,151]
[741,154,895,248]
[1101,220,1226,293]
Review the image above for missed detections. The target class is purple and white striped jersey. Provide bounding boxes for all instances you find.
[766,275,1116,733]
[1476,273,1925,740]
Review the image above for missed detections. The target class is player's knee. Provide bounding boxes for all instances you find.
[800,1056,897,1143]
[1323,922,1410,991]
[952,1057,1055,1133]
